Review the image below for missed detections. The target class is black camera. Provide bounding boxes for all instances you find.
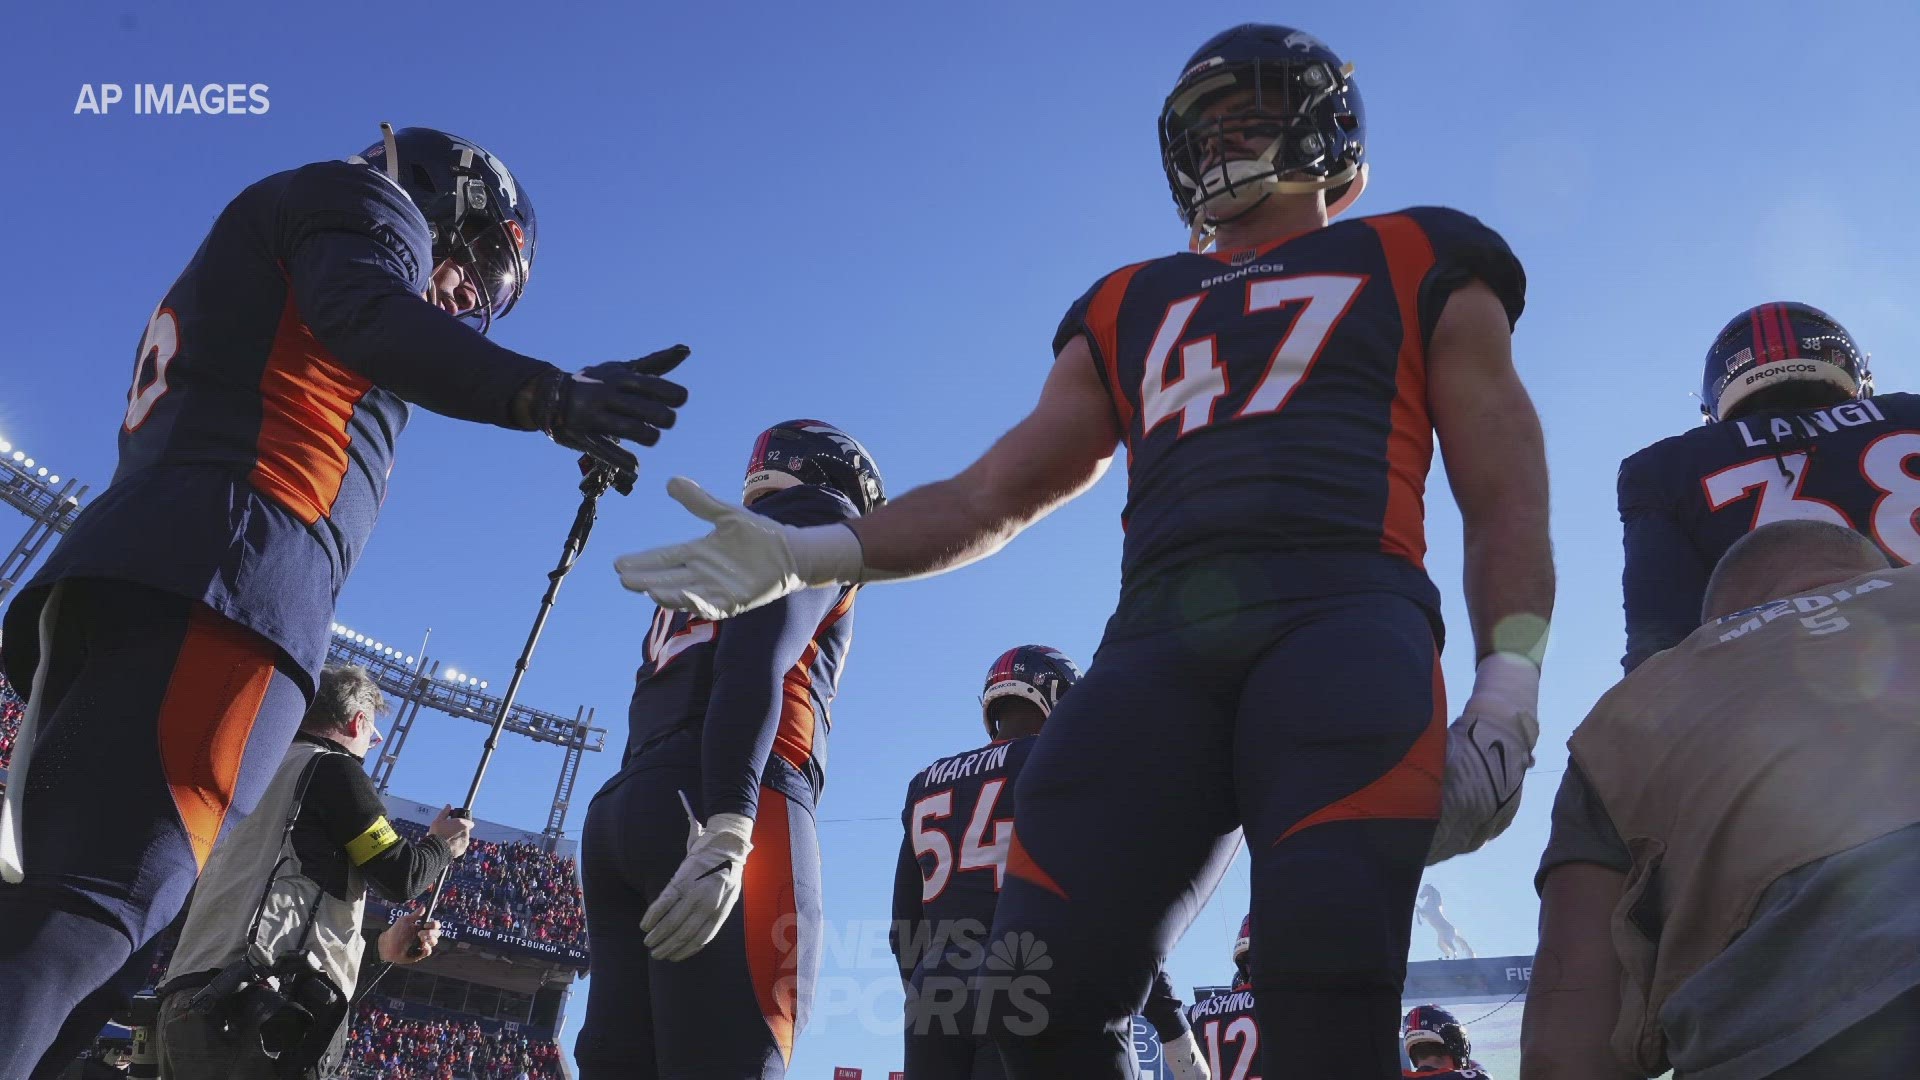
[186,952,344,1062]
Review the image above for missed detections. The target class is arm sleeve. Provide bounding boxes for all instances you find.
[277,162,555,428]
[1533,760,1632,895]
[1405,206,1527,342]
[309,754,454,904]
[1618,449,1711,673]
[890,815,924,986]
[700,486,857,820]
[1142,967,1192,1041]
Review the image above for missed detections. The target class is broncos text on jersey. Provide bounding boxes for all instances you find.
[1617,391,1920,671]
[1054,206,1524,636]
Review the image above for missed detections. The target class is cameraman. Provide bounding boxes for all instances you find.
[153,665,473,1078]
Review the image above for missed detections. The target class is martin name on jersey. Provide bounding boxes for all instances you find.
[1618,392,1920,671]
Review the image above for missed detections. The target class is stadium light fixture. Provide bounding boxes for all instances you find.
[0,440,10,453]
[405,655,415,665]
[10,451,22,462]
[22,459,33,469]
[35,467,47,477]
[479,680,489,690]
[47,475,58,485]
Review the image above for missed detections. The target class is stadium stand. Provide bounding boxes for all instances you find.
[381,820,588,956]
[1,670,22,771]
[343,998,565,1079]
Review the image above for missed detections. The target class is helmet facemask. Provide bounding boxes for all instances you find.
[1160,56,1362,249]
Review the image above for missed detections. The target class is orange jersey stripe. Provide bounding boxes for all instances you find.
[1274,658,1445,844]
[1005,827,1069,900]
[250,294,372,526]
[742,787,800,1063]
[156,605,279,870]
[1364,214,1440,568]
[771,590,856,772]
[1084,263,1150,442]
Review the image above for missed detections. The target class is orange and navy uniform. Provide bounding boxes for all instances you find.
[1187,987,1261,1080]
[1057,205,1524,641]
[3,159,552,695]
[0,159,556,1074]
[1404,1067,1490,1079]
[983,208,1524,1079]
[1618,391,1920,672]
[575,483,858,1080]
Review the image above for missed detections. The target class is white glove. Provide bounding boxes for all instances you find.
[1428,652,1540,865]
[1162,1030,1211,1080]
[614,477,864,621]
[641,794,755,961]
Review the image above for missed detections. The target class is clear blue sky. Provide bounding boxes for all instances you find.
[5,0,1918,1074]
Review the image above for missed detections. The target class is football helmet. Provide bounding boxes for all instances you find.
[742,420,886,515]
[1402,1004,1471,1067]
[1700,301,1871,422]
[354,124,536,334]
[1159,24,1367,250]
[1231,912,1251,967]
[980,645,1081,738]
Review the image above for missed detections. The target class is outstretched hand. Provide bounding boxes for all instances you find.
[533,344,691,482]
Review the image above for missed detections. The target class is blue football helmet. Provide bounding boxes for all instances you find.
[1700,301,1870,422]
[354,125,536,334]
[743,419,886,515]
[980,645,1081,738]
[1403,1004,1471,1068]
[1159,24,1367,249]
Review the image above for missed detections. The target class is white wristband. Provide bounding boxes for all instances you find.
[1470,651,1540,710]
[784,523,868,586]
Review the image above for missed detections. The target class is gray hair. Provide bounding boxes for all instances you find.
[1702,519,1889,621]
[303,664,388,735]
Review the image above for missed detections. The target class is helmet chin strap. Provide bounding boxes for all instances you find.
[1185,145,1359,253]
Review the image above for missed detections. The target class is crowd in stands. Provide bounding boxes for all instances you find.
[344,1000,564,1080]
[387,820,588,953]
[1,671,22,770]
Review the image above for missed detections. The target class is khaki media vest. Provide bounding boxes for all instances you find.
[165,739,369,1001]
[1568,563,1920,1075]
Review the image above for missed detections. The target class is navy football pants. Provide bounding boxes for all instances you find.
[0,579,308,1080]
[985,592,1443,1079]
[577,759,822,1079]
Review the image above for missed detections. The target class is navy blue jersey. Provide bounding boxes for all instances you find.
[1187,987,1260,1079]
[893,736,1036,959]
[1618,392,1920,671]
[2,160,554,694]
[619,484,860,815]
[1054,207,1524,629]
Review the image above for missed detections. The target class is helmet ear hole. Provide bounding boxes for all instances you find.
[408,163,437,193]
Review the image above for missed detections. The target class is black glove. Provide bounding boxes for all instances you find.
[527,345,690,480]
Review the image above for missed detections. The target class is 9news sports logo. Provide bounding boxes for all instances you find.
[74,83,270,115]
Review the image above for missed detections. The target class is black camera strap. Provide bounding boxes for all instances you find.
[239,747,336,967]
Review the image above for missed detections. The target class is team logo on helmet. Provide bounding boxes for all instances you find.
[980,645,1081,738]
[743,419,886,515]
[1283,30,1328,51]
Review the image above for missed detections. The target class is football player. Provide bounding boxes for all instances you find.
[1186,918,1258,1080]
[891,647,1209,1080]
[0,125,690,1077]
[1618,301,1918,671]
[1401,1005,1487,1078]
[576,422,881,1080]
[615,23,1553,1079]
